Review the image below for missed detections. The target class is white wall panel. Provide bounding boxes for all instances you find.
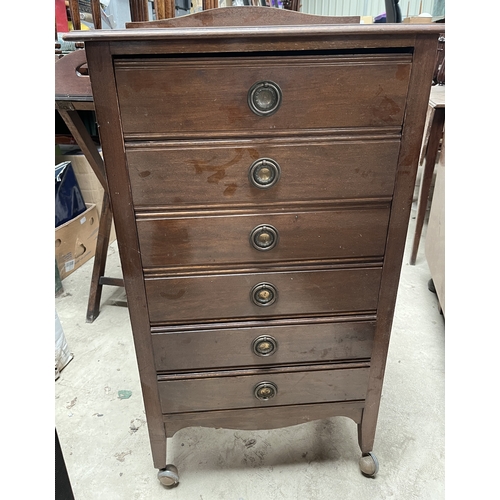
[301,0,438,19]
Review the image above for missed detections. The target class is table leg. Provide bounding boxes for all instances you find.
[409,108,445,265]
[56,108,107,188]
[56,106,123,321]
[86,192,115,322]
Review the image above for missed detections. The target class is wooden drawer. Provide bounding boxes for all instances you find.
[137,206,390,269]
[115,54,411,138]
[126,138,400,209]
[152,319,375,372]
[145,266,382,324]
[157,365,370,413]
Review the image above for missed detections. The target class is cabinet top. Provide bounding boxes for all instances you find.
[65,22,443,43]
[64,6,443,44]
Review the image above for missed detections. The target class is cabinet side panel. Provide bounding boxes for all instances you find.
[84,41,167,469]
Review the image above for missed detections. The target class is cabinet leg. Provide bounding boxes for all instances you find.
[357,420,374,455]
[151,435,167,470]
[357,418,379,477]
[151,434,179,487]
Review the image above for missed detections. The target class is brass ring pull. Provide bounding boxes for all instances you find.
[252,335,278,357]
[251,282,278,307]
[249,158,281,189]
[248,81,282,116]
[254,381,278,401]
[250,224,279,251]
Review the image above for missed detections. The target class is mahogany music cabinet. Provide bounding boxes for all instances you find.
[66,8,443,487]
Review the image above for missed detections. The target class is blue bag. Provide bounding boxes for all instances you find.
[55,161,87,227]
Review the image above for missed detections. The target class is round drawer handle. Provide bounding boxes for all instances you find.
[249,158,281,189]
[250,224,279,251]
[251,282,278,307]
[252,335,278,357]
[248,81,282,116]
[254,381,278,401]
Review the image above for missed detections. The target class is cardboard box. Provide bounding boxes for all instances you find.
[403,16,433,24]
[55,204,99,280]
[55,151,116,243]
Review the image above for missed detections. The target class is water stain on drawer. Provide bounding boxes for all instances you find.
[160,289,186,300]
[190,149,245,185]
[126,139,400,208]
[373,96,401,123]
[223,183,238,196]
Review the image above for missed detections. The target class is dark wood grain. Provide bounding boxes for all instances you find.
[145,266,382,324]
[357,33,441,455]
[158,364,370,413]
[84,41,168,470]
[152,319,375,372]
[127,6,359,28]
[55,49,92,102]
[126,137,401,209]
[164,401,365,436]
[79,8,444,478]
[86,192,113,323]
[65,23,444,44]
[202,0,218,11]
[128,0,149,22]
[91,0,102,29]
[115,55,411,138]
[105,35,419,57]
[68,0,81,31]
[136,206,390,269]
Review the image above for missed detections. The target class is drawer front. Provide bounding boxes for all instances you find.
[137,207,390,269]
[145,267,382,324]
[126,139,400,209]
[115,55,411,137]
[152,320,375,372]
[158,366,370,413]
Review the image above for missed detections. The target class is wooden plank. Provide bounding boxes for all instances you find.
[64,23,445,43]
[163,401,365,436]
[128,0,149,22]
[84,41,167,470]
[68,0,81,30]
[133,6,358,28]
[86,192,114,323]
[91,0,101,29]
[358,33,440,454]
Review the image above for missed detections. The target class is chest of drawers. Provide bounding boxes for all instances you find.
[67,8,443,486]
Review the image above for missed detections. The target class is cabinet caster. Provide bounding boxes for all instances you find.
[359,452,379,477]
[158,465,179,488]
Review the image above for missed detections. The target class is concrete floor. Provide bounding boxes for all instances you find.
[55,213,445,499]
